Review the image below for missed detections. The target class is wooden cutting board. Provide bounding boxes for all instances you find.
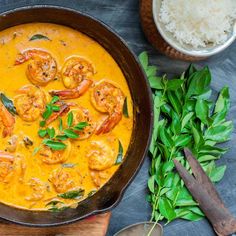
[0,213,111,236]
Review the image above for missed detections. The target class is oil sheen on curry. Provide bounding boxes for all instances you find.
[0,23,133,211]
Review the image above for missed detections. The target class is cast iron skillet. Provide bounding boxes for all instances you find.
[0,5,153,226]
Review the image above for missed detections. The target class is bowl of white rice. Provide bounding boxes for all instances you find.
[152,0,236,58]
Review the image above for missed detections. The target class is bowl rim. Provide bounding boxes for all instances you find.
[152,0,236,57]
[0,4,153,227]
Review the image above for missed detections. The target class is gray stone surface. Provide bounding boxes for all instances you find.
[0,1,235,235]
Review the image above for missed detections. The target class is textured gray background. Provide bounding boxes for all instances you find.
[0,1,235,235]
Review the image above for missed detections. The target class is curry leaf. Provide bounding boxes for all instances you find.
[148,76,163,89]
[64,129,79,139]
[58,189,85,199]
[0,93,17,115]
[123,97,129,118]
[195,99,209,125]
[209,165,226,182]
[167,79,183,90]
[38,129,47,138]
[29,34,50,41]
[43,140,66,150]
[138,51,148,70]
[67,111,74,127]
[115,140,123,164]
[159,197,176,221]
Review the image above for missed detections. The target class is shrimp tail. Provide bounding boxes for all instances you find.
[96,112,122,135]
[0,151,15,162]
[46,103,70,125]
[14,51,33,65]
[50,79,93,99]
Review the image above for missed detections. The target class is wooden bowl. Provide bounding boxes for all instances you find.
[140,0,205,61]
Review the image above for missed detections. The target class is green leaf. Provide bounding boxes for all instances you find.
[29,34,50,41]
[186,66,211,99]
[205,123,233,142]
[181,211,204,221]
[175,187,197,206]
[148,76,163,89]
[175,135,192,147]
[67,111,74,127]
[52,105,60,112]
[167,91,182,115]
[195,99,209,125]
[48,206,69,212]
[43,140,66,150]
[59,117,63,132]
[199,145,227,156]
[185,64,197,78]
[138,51,148,70]
[159,197,176,221]
[64,129,79,139]
[40,120,46,127]
[123,97,129,118]
[146,65,158,77]
[42,105,53,120]
[209,165,226,182]
[47,127,55,139]
[167,79,183,90]
[38,129,47,138]
[198,155,219,162]
[50,96,60,104]
[164,172,175,187]
[162,161,174,173]
[58,189,85,199]
[181,112,194,129]
[148,175,155,193]
[159,126,174,147]
[115,140,123,164]
[0,93,17,115]
[214,87,230,114]
[56,135,68,141]
[74,122,88,130]
[170,111,181,135]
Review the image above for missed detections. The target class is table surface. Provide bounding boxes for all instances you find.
[0,1,235,235]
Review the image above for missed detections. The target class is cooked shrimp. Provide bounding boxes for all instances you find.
[70,106,96,140]
[62,57,95,89]
[87,141,116,171]
[45,101,70,125]
[49,168,75,193]
[50,57,94,99]
[15,49,57,86]
[14,85,48,122]
[0,101,15,138]
[91,80,125,134]
[38,140,71,164]
[90,170,110,188]
[0,151,25,183]
[25,178,46,201]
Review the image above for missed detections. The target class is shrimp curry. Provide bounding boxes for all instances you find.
[0,23,133,211]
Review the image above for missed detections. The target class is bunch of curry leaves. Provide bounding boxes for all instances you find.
[139,52,233,223]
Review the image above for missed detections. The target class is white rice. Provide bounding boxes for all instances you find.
[159,0,236,48]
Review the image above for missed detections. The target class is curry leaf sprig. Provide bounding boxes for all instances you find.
[40,96,60,127]
[34,104,88,153]
[139,52,233,223]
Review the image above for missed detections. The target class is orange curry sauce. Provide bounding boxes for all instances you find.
[0,23,133,211]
